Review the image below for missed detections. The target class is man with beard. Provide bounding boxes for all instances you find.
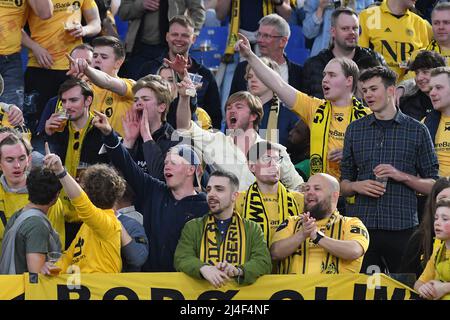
[174,170,271,287]
[234,33,371,181]
[66,36,135,137]
[302,1,374,59]
[271,173,369,274]
[301,7,385,99]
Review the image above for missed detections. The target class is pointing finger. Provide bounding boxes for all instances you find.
[65,53,75,63]
[45,142,51,155]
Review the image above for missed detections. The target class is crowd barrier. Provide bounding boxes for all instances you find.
[0,273,418,300]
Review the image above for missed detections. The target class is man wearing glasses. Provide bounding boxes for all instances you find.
[235,142,304,256]
[43,78,109,248]
[229,14,304,95]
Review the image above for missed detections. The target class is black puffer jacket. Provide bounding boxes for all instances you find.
[301,46,386,99]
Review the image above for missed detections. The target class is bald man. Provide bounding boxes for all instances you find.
[270,173,370,274]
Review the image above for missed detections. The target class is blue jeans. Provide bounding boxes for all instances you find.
[0,52,24,108]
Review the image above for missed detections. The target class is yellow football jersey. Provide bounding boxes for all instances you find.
[359,1,432,82]
[0,0,28,55]
[434,115,450,177]
[292,92,371,179]
[27,0,97,70]
[91,78,135,137]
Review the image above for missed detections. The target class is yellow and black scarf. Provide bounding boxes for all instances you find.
[200,212,247,266]
[426,40,442,53]
[310,97,367,175]
[266,95,280,143]
[223,0,275,62]
[279,211,344,274]
[64,113,94,177]
[243,182,299,245]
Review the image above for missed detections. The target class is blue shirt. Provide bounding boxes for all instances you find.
[341,111,439,230]
[303,0,374,57]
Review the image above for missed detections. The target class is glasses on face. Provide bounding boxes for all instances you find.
[256,32,283,40]
[73,131,80,150]
[259,155,283,164]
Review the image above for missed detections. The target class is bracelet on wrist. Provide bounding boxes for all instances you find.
[56,169,68,179]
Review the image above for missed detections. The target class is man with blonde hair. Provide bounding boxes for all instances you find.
[176,78,303,191]
[120,76,181,178]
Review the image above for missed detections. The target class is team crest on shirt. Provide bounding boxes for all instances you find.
[445,122,450,131]
[14,0,23,7]
[334,113,344,122]
[406,29,414,36]
[105,107,113,117]
[106,97,113,105]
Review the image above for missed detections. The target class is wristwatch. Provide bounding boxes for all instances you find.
[312,230,325,244]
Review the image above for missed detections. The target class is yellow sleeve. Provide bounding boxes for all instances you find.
[122,78,136,99]
[292,91,324,127]
[70,192,121,240]
[418,246,439,283]
[343,217,370,253]
[81,0,98,11]
[426,21,433,45]
[293,192,304,214]
[358,9,370,48]
[272,216,300,244]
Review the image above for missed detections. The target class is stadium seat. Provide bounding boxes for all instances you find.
[190,25,229,69]
[285,48,310,66]
[285,24,310,65]
[114,14,128,42]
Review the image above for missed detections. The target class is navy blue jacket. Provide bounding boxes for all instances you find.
[260,99,299,148]
[229,56,304,95]
[118,214,149,272]
[103,131,209,272]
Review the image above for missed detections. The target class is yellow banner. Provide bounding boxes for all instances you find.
[22,273,418,300]
[0,274,25,300]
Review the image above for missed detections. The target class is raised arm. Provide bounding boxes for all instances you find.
[66,55,129,96]
[176,74,195,130]
[235,34,298,108]
[43,143,82,200]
